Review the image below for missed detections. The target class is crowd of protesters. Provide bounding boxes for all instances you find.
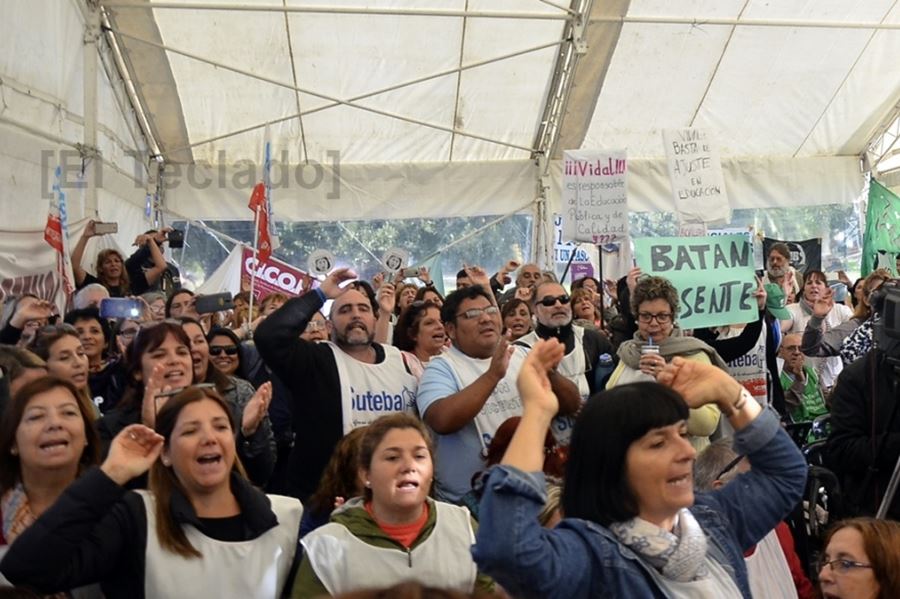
[0,226,899,599]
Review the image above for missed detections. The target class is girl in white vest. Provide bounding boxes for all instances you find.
[293,413,495,598]
[0,386,303,599]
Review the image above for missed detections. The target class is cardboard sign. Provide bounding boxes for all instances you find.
[663,128,730,224]
[241,247,309,300]
[561,149,628,245]
[633,235,757,329]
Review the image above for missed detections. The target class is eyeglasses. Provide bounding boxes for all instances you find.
[714,455,745,481]
[637,312,673,324]
[816,557,873,575]
[537,294,570,307]
[209,345,239,356]
[456,306,500,320]
[304,321,326,332]
[781,344,802,354]
[118,328,139,338]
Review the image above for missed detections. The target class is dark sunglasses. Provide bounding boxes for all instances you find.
[209,345,239,356]
[537,294,570,307]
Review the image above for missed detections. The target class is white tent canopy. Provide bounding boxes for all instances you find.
[3,0,899,274]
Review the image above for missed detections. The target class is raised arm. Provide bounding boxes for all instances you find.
[70,219,97,286]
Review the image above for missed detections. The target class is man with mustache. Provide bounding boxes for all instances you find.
[417,285,581,503]
[514,281,614,444]
[256,267,418,502]
[763,243,800,302]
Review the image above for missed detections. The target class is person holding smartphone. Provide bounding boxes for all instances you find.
[71,220,134,298]
[125,228,182,298]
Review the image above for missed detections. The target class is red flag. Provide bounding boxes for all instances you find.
[249,182,272,262]
[44,207,75,295]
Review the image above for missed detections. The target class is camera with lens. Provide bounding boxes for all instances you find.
[167,229,185,249]
[871,279,900,358]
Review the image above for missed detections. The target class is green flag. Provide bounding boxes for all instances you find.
[862,179,900,277]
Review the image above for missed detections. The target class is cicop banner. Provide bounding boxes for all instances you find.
[241,248,309,300]
[663,128,730,224]
[561,149,628,245]
[633,234,757,329]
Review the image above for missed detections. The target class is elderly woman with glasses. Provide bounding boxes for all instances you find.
[605,276,726,451]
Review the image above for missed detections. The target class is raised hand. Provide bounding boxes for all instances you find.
[516,339,565,417]
[10,297,54,329]
[487,331,514,382]
[626,267,643,294]
[812,288,833,318]
[100,424,165,486]
[141,362,174,429]
[514,286,534,302]
[657,357,741,410]
[417,266,432,285]
[319,267,359,299]
[753,275,767,311]
[371,272,384,291]
[377,282,396,316]
[81,220,97,239]
[241,381,272,437]
[464,264,491,292]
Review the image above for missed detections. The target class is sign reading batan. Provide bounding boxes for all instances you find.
[663,128,730,224]
[562,149,628,245]
[241,247,309,300]
[633,235,757,329]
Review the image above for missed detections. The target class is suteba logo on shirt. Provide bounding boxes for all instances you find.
[350,385,416,413]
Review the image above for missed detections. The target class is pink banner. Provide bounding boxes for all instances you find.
[240,248,311,300]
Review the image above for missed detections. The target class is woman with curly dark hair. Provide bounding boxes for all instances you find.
[606,276,727,450]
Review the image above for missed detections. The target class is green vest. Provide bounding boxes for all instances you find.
[780,366,828,422]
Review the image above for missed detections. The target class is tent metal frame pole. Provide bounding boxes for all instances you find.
[589,14,900,31]
[102,2,572,21]
[863,100,900,170]
[108,27,535,154]
[82,0,102,217]
[165,39,562,156]
[530,0,592,268]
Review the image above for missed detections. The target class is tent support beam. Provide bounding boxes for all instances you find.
[530,0,594,268]
[102,2,573,21]
[108,27,540,156]
[590,14,900,31]
[166,40,562,157]
[83,0,102,217]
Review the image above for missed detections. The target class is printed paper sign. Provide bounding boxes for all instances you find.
[633,235,757,329]
[307,249,336,276]
[381,247,408,273]
[561,149,628,245]
[663,128,730,224]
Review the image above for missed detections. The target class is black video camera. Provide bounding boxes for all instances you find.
[871,279,900,357]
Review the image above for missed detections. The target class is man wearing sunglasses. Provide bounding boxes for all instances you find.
[417,285,581,503]
[255,267,418,502]
[514,281,615,443]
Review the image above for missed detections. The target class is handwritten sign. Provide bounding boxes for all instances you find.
[663,128,730,224]
[562,149,628,245]
[633,235,757,329]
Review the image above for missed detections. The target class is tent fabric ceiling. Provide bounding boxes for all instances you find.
[114,0,567,165]
[584,0,900,158]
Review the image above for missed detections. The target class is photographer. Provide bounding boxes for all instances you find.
[125,228,182,297]
[826,281,900,519]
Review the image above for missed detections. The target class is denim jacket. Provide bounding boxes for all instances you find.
[471,408,807,599]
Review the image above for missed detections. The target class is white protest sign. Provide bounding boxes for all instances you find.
[381,247,408,273]
[307,249,336,276]
[662,128,730,224]
[562,149,628,245]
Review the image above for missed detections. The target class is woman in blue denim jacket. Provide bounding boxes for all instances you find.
[472,340,807,599]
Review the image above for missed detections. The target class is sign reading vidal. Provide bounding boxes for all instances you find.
[663,128,730,224]
[562,149,628,245]
[633,235,757,329]
[241,248,309,300]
